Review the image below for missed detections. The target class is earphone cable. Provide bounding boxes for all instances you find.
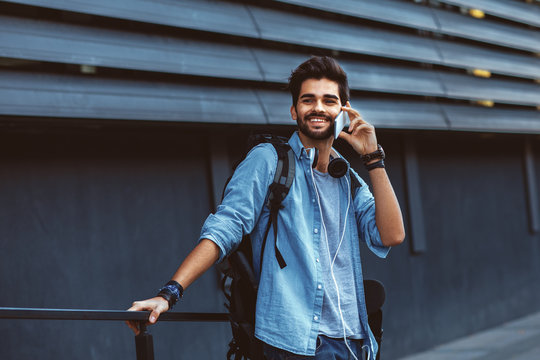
[310,166,359,360]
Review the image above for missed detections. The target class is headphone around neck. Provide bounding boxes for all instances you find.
[309,147,349,178]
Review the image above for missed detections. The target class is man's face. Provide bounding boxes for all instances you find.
[291,78,342,140]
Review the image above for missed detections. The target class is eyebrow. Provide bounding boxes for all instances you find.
[299,93,339,100]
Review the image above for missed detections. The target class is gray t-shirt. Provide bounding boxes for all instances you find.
[312,169,365,339]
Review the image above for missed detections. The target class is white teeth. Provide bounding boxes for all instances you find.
[310,118,326,122]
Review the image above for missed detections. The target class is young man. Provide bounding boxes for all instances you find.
[127,56,405,360]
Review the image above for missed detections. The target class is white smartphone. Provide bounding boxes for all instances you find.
[334,111,349,139]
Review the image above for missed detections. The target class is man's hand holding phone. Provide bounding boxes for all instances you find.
[337,102,378,156]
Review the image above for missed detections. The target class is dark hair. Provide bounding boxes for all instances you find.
[288,56,349,106]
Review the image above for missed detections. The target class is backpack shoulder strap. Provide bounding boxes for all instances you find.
[260,142,295,269]
[266,142,295,209]
[349,170,362,197]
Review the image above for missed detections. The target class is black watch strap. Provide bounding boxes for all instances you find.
[365,159,385,171]
[157,280,184,309]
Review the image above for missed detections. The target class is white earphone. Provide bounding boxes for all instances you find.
[309,151,361,360]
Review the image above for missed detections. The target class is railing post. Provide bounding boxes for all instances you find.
[135,322,154,360]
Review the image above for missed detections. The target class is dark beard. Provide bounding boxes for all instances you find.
[297,112,334,140]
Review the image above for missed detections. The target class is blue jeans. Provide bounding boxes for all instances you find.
[263,336,365,360]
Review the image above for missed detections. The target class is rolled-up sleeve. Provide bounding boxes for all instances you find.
[199,144,277,262]
[351,170,390,259]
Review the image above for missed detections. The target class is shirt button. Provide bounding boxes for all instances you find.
[316,258,320,263]
[312,198,316,203]
[317,284,322,289]
[314,228,319,234]
[314,316,319,321]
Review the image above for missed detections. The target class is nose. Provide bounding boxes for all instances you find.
[313,99,325,112]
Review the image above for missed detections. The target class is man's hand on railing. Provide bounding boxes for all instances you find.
[126,297,169,335]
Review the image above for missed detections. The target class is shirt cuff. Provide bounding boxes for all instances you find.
[199,234,227,263]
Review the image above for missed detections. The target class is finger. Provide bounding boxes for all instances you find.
[348,118,367,134]
[128,300,157,312]
[347,115,368,132]
[125,320,140,336]
[149,309,161,324]
[126,303,144,335]
[342,104,361,119]
[150,299,171,323]
[351,123,374,136]
[132,321,140,336]
[127,301,153,335]
[338,131,352,143]
[342,107,360,122]
[128,301,145,312]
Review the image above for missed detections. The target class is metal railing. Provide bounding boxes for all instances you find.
[0,307,229,360]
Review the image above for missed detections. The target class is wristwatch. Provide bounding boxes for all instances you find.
[361,144,385,164]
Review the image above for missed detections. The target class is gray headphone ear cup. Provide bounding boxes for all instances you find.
[328,158,348,178]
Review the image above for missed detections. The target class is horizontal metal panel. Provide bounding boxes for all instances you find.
[248,6,442,64]
[3,0,260,37]
[1,13,536,107]
[250,49,309,83]
[438,73,540,106]
[443,105,540,134]
[0,70,266,123]
[1,13,444,96]
[0,15,263,81]
[353,100,449,130]
[438,41,540,79]
[5,0,539,79]
[255,90,295,126]
[0,69,448,130]
[252,48,538,106]
[340,61,445,97]
[251,49,446,97]
[256,91,449,130]
[273,0,439,31]
[275,0,540,53]
[1,13,537,106]
[1,69,537,133]
[253,8,540,79]
[261,92,537,134]
[3,0,443,65]
[437,0,540,28]
[434,10,540,54]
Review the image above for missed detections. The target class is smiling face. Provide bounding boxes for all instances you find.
[290,78,342,141]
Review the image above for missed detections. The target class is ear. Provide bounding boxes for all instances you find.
[290,105,297,120]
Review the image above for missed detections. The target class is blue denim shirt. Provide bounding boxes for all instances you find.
[200,132,389,359]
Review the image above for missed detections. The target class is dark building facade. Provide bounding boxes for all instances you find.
[1,0,539,358]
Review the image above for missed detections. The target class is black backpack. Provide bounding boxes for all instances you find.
[219,134,383,360]
[220,134,294,360]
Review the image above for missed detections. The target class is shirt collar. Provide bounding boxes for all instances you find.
[288,131,307,160]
